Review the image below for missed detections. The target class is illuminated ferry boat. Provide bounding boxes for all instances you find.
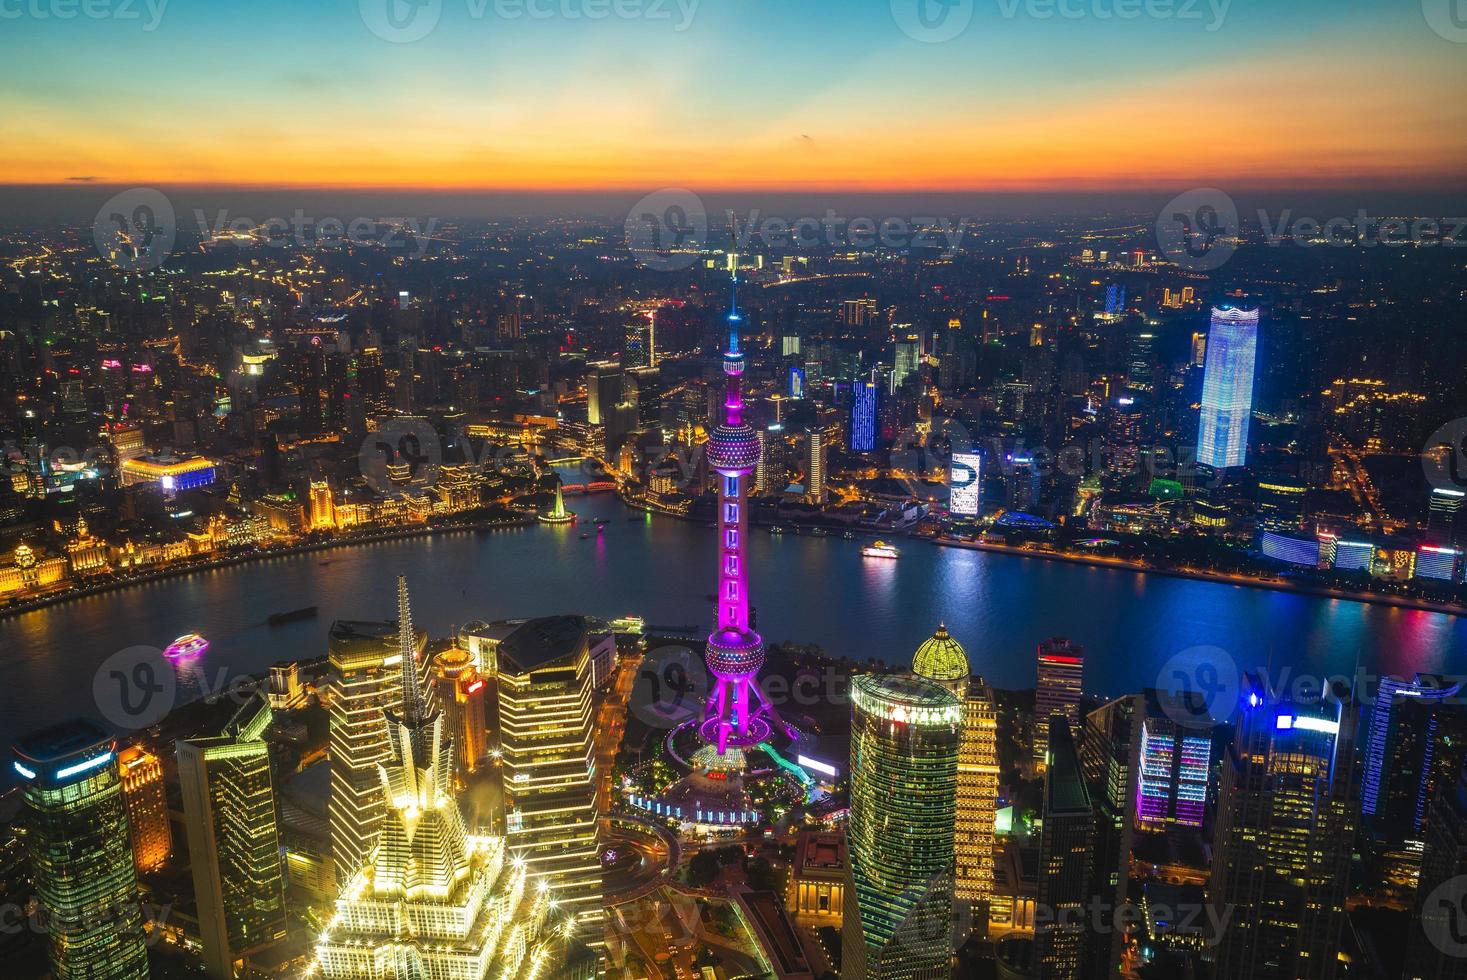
[860,541,900,560]
[164,633,210,659]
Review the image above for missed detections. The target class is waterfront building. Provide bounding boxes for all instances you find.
[804,427,826,505]
[495,616,602,928]
[1196,306,1260,470]
[308,478,336,530]
[851,380,878,453]
[912,625,999,930]
[842,673,961,980]
[1034,718,1094,980]
[1427,487,1465,549]
[1255,477,1307,533]
[1210,675,1359,979]
[1034,638,1085,773]
[118,745,171,874]
[701,273,774,755]
[118,452,217,492]
[317,607,571,979]
[12,719,150,979]
[176,694,288,978]
[326,578,433,885]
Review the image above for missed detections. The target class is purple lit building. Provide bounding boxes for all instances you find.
[701,275,772,755]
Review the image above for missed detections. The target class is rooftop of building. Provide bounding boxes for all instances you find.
[13,717,112,766]
[792,831,847,879]
[912,623,969,684]
[496,614,596,674]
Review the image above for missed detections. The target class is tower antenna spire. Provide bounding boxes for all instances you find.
[397,575,425,725]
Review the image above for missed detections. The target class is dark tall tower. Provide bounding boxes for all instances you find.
[1210,676,1360,979]
[1034,718,1094,980]
[1405,773,1467,980]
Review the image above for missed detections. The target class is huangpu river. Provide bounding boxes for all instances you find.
[3,489,1466,752]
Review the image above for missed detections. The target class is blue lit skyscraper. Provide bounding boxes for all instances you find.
[850,381,877,453]
[1361,674,1463,840]
[1196,306,1259,469]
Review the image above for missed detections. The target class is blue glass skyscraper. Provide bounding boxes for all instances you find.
[1196,306,1259,469]
[850,381,877,453]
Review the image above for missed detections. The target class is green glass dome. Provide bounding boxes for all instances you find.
[912,623,970,683]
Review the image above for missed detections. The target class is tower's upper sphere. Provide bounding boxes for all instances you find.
[706,423,761,474]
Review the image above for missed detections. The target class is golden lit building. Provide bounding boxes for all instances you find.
[435,645,488,782]
[0,542,68,595]
[64,518,109,575]
[118,453,217,492]
[308,479,336,531]
[788,831,846,926]
[912,625,1000,930]
[118,746,171,873]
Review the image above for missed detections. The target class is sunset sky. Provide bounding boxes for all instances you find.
[2,0,1465,192]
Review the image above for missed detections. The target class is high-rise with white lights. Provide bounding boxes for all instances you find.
[1196,306,1260,469]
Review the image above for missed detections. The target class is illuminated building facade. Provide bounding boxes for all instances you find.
[788,831,846,926]
[12,719,150,979]
[435,645,488,781]
[850,381,878,453]
[912,625,999,929]
[317,607,571,980]
[1406,772,1467,980]
[1034,637,1085,772]
[326,579,433,885]
[308,479,336,530]
[623,315,654,368]
[1196,306,1259,470]
[701,275,774,755]
[1135,691,1216,829]
[843,674,960,980]
[118,745,171,873]
[1211,677,1359,979]
[495,616,601,928]
[1361,673,1463,841]
[119,453,217,492]
[804,428,826,505]
[176,695,287,978]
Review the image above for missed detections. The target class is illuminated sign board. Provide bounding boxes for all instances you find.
[797,755,839,779]
[949,452,981,516]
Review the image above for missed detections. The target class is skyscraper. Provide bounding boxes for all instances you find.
[495,616,602,928]
[755,423,784,495]
[1034,718,1094,980]
[1034,638,1085,773]
[1405,772,1467,980]
[805,428,826,505]
[586,361,621,425]
[843,674,961,980]
[1210,676,1359,979]
[118,745,171,874]
[1196,306,1260,469]
[1079,694,1140,978]
[176,694,288,979]
[851,380,878,453]
[327,578,433,885]
[1361,673,1463,841]
[911,625,999,935]
[701,273,773,756]
[317,604,573,979]
[1135,689,1217,830]
[435,644,489,782]
[12,719,150,979]
[623,314,654,369]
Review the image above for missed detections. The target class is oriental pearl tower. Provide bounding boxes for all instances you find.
[699,271,773,755]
